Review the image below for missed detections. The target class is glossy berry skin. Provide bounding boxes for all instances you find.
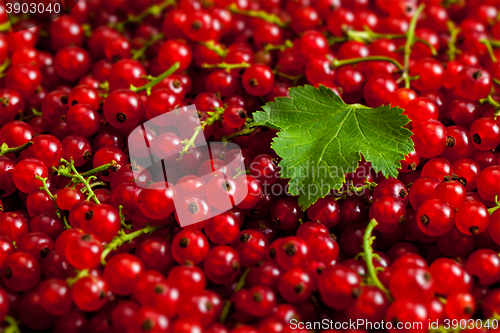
[477,166,500,202]
[455,201,490,235]
[231,230,269,267]
[409,57,444,92]
[5,65,42,98]
[54,46,91,81]
[489,210,500,246]
[68,85,100,109]
[0,212,28,241]
[433,180,466,209]
[278,268,313,303]
[417,199,455,237]
[81,204,121,242]
[13,158,48,193]
[61,135,92,167]
[203,245,240,285]
[369,196,406,233]
[64,233,103,270]
[347,285,389,322]
[469,117,500,151]
[16,232,53,261]
[385,300,428,333]
[38,278,73,315]
[271,198,304,230]
[1,251,41,291]
[22,134,63,168]
[128,308,169,333]
[72,275,109,312]
[104,253,145,296]
[137,182,176,220]
[250,154,279,185]
[465,249,500,285]
[318,265,361,310]
[306,197,340,228]
[57,187,84,211]
[445,292,475,321]
[224,105,247,129]
[456,66,492,100]
[305,232,339,265]
[245,286,276,318]
[103,90,144,129]
[204,211,240,245]
[429,258,472,296]
[363,74,398,107]
[167,265,206,296]
[275,236,309,270]
[66,104,100,137]
[372,179,409,206]
[242,64,275,96]
[140,281,180,319]
[404,97,439,125]
[158,40,192,73]
[411,119,447,159]
[171,230,209,265]
[390,266,435,302]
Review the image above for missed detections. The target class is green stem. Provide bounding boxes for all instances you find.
[3,316,21,333]
[273,71,304,82]
[264,39,293,52]
[101,223,171,264]
[0,58,10,73]
[332,55,403,70]
[35,176,57,202]
[54,159,100,204]
[0,20,11,32]
[200,41,228,57]
[132,33,165,60]
[17,107,42,122]
[491,39,500,48]
[118,205,132,230]
[494,78,500,86]
[346,28,405,43]
[130,62,180,95]
[66,269,89,287]
[447,21,461,61]
[488,196,500,214]
[224,125,256,140]
[228,3,287,27]
[219,267,250,323]
[402,4,425,88]
[179,108,226,158]
[363,219,393,302]
[480,39,498,63]
[111,0,175,31]
[54,161,118,180]
[201,62,251,71]
[0,141,33,156]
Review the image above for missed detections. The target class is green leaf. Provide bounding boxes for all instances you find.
[253,85,414,209]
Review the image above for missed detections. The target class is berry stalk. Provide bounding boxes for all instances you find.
[0,141,33,156]
[362,219,393,302]
[219,267,250,323]
[228,3,287,27]
[53,158,102,204]
[200,41,228,57]
[3,315,20,333]
[100,223,172,264]
[111,0,175,32]
[132,33,165,60]
[332,56,403,70]
[66,269,89,287]
[179,107,226,158]
[402,4,425,88]
[446,21,461,61]
[201,62,251,71]
[130,62,180,95]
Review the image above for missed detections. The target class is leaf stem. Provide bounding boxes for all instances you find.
[224,125,256,140]
[219,267,250,323]
[101,223,171,264]
[0,141,33,156]
[227,3,287,27]
[332,56,403,70]
[264,40,294,52]
[363,219,393,302]
[130,62,180,95]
